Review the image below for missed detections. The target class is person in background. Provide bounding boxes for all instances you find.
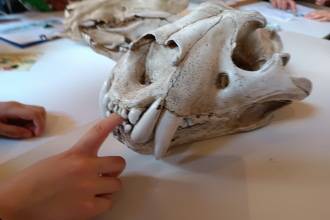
[270,0,330,21]
[304,8,330,20]
[45,0,70,10]
[0,101,126,220]
[1,0,69,13]
[270,0,298,11]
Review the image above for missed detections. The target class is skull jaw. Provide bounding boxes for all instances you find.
[113,100,291,156]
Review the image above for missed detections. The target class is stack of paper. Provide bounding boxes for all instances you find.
[0,16,64,48]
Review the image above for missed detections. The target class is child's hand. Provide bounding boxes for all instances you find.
[305,10,330,22]
[0,113,126,220]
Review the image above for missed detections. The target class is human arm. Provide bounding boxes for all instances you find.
[315,0,330,6]
[269,0,297,11]
[46,0,69,10]
[0,101,46,138]
[0,113,126,220]
[305,9,330,21]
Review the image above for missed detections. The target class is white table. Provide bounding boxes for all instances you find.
[239,1,330,39]
[1,11,330,220]
[190,1,330,39]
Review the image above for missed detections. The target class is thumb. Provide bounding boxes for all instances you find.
[72,113,124,155]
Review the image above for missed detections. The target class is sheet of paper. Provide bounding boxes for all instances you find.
[0,53,42,71]
[0,17,64,48]
[243,3,314,22]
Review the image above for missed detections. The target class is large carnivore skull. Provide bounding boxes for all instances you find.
[99,3,312,159]
[60,0,188,60]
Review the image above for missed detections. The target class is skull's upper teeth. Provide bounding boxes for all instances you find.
[106,102,129,121]
[105,98,220,159]
[105,98,182,159]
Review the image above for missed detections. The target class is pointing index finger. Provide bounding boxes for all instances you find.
[289,0,297,12]
[73,113,124,155]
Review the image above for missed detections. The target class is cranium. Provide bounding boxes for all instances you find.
[60,0,188,60]
[99,2,312,159]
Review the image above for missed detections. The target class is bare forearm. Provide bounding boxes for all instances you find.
[0,182,19,220]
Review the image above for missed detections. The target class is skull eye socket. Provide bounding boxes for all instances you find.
[216,72,229,89]
[231,21,281,71]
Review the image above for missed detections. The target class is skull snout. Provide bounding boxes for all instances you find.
[280,53,290,66]
[291,77,312,98]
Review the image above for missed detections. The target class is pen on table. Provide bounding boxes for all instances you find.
[294,12,304,17]
[292,9,304,17]
[39,34,61,41]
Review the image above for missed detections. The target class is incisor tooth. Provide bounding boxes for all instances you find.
[120,108,128,119]
[107,101,115,111]
[128,107,143,125]
[130,98,163,143]
[154,110,182,160]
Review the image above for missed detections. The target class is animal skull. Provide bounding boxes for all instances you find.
[99,2,312,159]
[59,0,188,61]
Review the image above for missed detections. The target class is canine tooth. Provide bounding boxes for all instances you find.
[113,105,119,113]
[128,108,143,124]
[154,110,182,160]
[130,98,163,143]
